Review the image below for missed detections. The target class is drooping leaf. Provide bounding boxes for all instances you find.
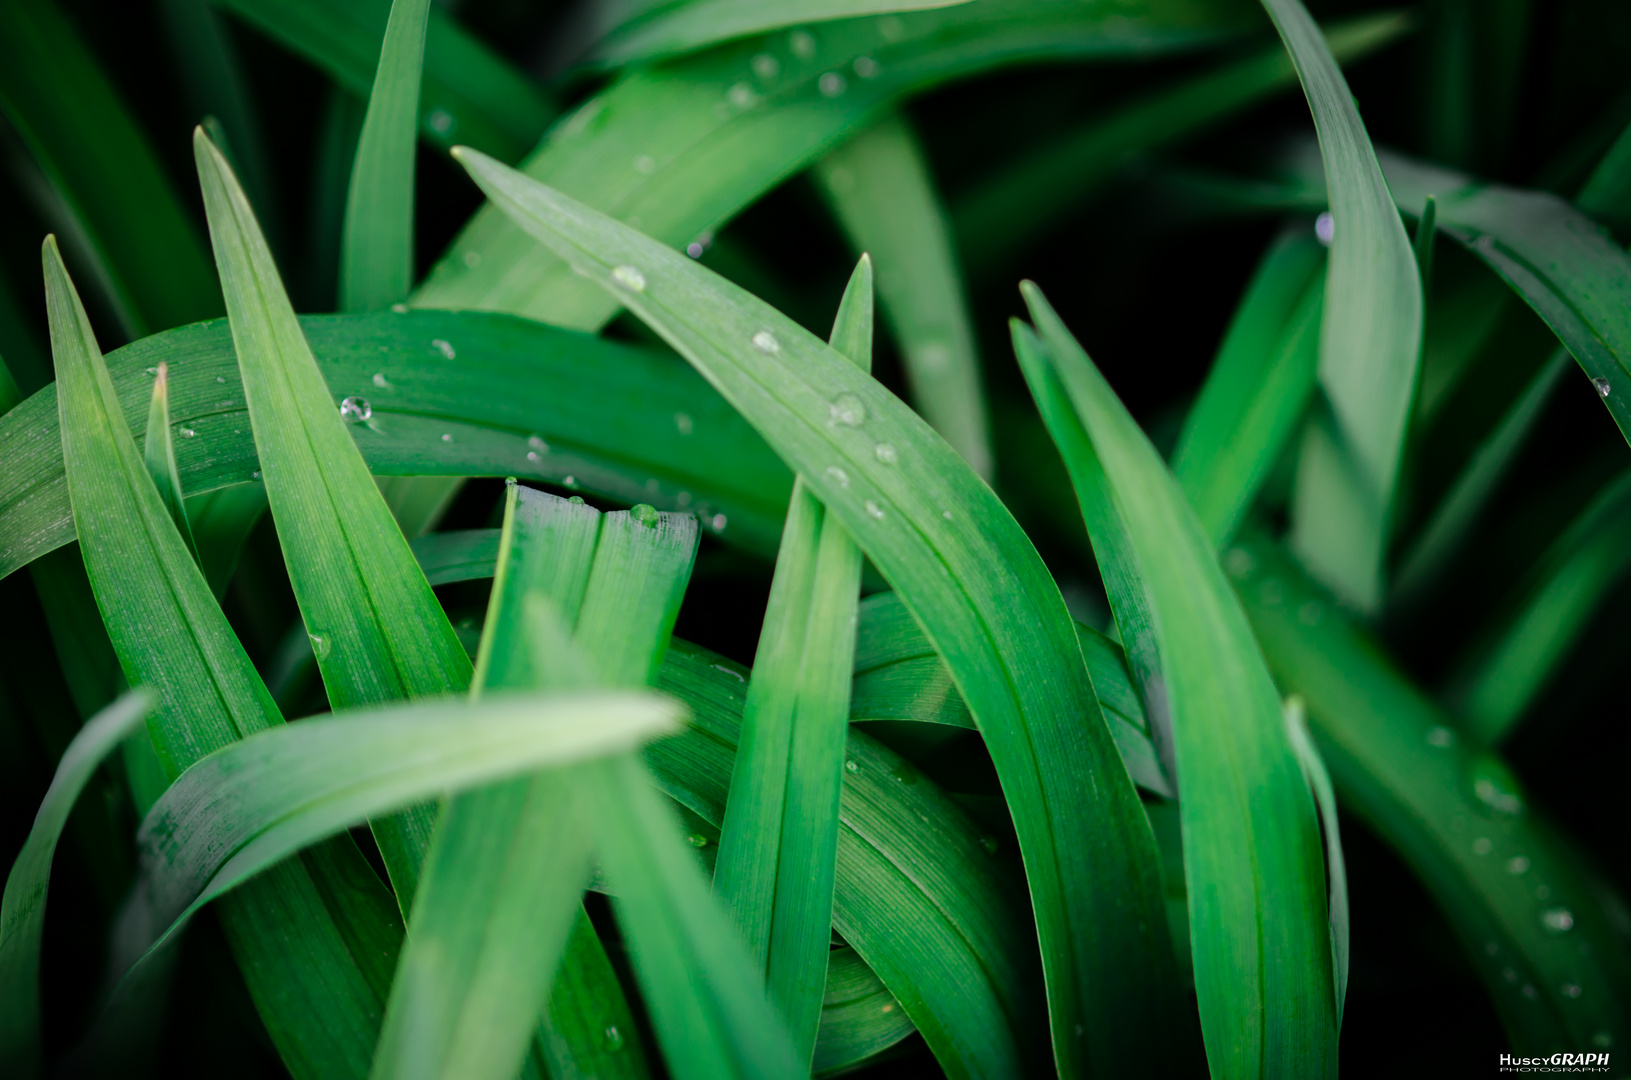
[452,149,1177,1078]
[1172,225,1326,548]
[1259,0,1424,613]
[194,128,472,907]
[0,310,792,581]
[1015,284,1335,1078]
[714,258,869,1063]
[45,235,409,1080]
[340,0,432,312]
[1282,696,1349,1026]
[0,689,151,1079]
[814,115,991,478]
[1233,534,1631,1054]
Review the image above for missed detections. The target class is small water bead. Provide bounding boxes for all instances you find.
[1561,983,1583,999]
[1224,547,1257,579]
[826,466,850,488]
[178,426,196,438]
[1522,984,1539,1001]
[564,475,579,489]
[676,491,693,508]
[844,760,859,773]
[1506,855,1531,875]
[1470,757,1525,816]
[340,396,372,422]
[674,412,694,435]
[789,29,816,58]
[1425,726,1456,748]
[1315,212,1335,245]
[463,251,482,269]
[252,470,262,480]
[146,367,158,375]
[427,109,455,136]
[528,435,550,454]
[442,433,453,442]
[1593,377,1611,397]
[216,375,226,384]
[853,56,880,79]
[1472,837,1494,855]
[942,510,953,521]
[878,14,905,39]
[874,442,898,465]
[602,1026,624,1052]
[392,303,410,313]
[890,762,919,785]
[818,72,847,98]
[610,264,647,293]
[752,330,781,354]
[864,500,885,520]
[1541,908,1575,934]
[751,53,779,79]
[527,452,539,462]
[829,393,867,427]
[568,496,585,505]
[308,633,332,660]
[686,832,709,848]
[373,372,390,388]
[1502,967,1519,984]
[631,504,660,528]
[726,83,758,109]
[431,339,456,360]
[711,513,728,532]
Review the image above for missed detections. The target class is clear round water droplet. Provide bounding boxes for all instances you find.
[216,375,226,384]
[1541,907,1575,934]
[752,330,780,354]
[727,82,758,109]
[1472,837,1494,855]
[564,476,579,489]
[631,504,660,528]
[431,339,456,360]
[711,513,728,532]
[373,372,389,388]
[874,442,898,465]
[442,433,453,442]
[602,1025,624,1052]
[829,393,867,427]
[340,396,372,422]
[1468,754,1525,816]
[686,832,709,848]
[789,29,816,58]
[864,499,885,520]
[427,108,455,135]
[528,435,549,453]
[752,53,779,79]
[463,250,482,269]
[252,470,262,480]
[391,303,410,313]
[611,264,647,292]
[674,412,694,435]
[145,367,158,376]
[527,451,539,462]
[891,762,918,785]
[308,633,332,660]
[1425,726,1456,748]
[686,242,705,258]
[1506,855,1531,875]
[1315,212,1335,245]
[825,466,850,488]
[853,56,879,79]
[1225,547,1256,579]
[818,72,847,97]
[844,759,859,773]
[1561,983,1582,999]
[1593,376,1611,397]
[942,509,953,521]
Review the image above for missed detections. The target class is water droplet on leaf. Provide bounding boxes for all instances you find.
[819,72,847,97]
[829,393,867,427]
[1593,377,1611,397]
[752,330,780,354]
[1506,856,1530,875]
[1541,908,1575,934]
[602,1025,624,1052]
[431,339,456,360]
[340,396,372,422]
[874,443,898,465]
[674,412,694,435]
[751,53,779,79]
[611,265,647,292]
[308,633,332,660]
[864,499,885,520]
[789,29,816,58]
[1425,726,1455,748]
[631,504,660,528]
[1315,212,1335,245]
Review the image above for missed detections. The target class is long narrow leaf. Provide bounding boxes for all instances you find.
[340,0,432,312]
[714,258,869,1062]
[453,149,1179,1077]
[1015,284,1335,1078]
[195,129,472,907]
[142,364,200,565]
[0,689,151,1079]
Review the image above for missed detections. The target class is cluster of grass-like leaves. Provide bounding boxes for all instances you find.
[2,0,1630,1076]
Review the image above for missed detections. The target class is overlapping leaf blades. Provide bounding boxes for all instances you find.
[453,147,1180,1077]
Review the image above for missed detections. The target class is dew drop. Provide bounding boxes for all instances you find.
[1593,376,1611,397]
[828,393,867,427]
[611,264,647,292]
[463,250,482,269]
[751,53,779,79]
[308,633,332,660]
[602,1025,624,1052]
[373,372,389,388]
[442,433,453,442]
[844,760,859,773]
[1425,726,1456,748]
[564,476,579,489]
[568,496,584,505]
[1469,755,1524,816]
[711,513,728,532]
[427,109,455,136]
[818,72,847,97]
[1522,983,1539,1000]
[529,434,549,453]
[431,339,456,360]
[631,504,660,528]
[145,367,159,376]
[252,470,262,480]
[216,375,226,384]
[890,762,918,785]
[874,442,898,465]
[1502,966,1519,984]
[687,242,705,258]
[676,491,692,508]
[686,832,709,848]
[178,426,196,438]
[878,15,905,39]
[726,82,758,109]
[391,303,410,313]
[674,412,694,435]
[340,396,372,422]
[1472,837,1493,855]
[1506,855,1531,875]
[1315,212,1335,245]
[1224,547,1257,579]
[789,29,816,58]
[825,466,850,488]
[1541,907,1575,934]
[752,330,781,354]
[864,499,885,520]
[853,56,880,79]
[942,510,953,520]
[527,451,539,462]
[1561,983,1582,998]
